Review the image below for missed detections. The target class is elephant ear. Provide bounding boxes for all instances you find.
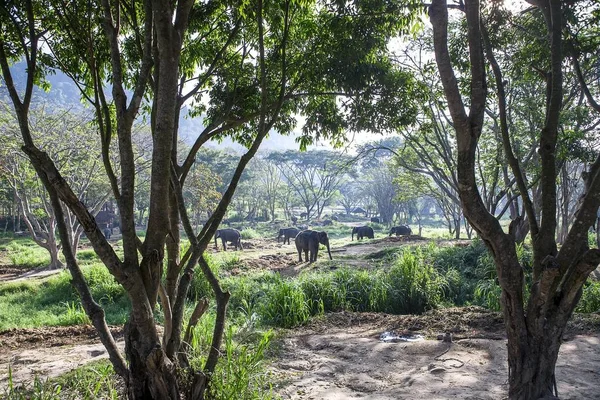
[318,231,328,242]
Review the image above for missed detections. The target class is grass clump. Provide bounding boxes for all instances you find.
[3,360,120,400]
[185,313,277,400]
[261,277,310,328]
[221,247,448,329]
[240,228,260,239]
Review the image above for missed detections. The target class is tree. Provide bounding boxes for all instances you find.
[338,180,362,215]
[429,0,600,398]
[362,166,400,225]
[256,157,283,222]
[268,150,354,220]
[0,0,422,398]
[0,105,112,266]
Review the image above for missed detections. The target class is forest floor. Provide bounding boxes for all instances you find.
[1,235,600,399]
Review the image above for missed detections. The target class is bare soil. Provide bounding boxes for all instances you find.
[0,325,124,386]
[270,309,600,400]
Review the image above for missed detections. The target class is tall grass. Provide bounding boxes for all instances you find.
[240,228,260,239]
[185,314,277,400]
[220,247,447,329]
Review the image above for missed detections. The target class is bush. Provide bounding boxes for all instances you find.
[187,254,221,301]
[243,248,447,328]
[3,360,120,400]
[77,249,100,263]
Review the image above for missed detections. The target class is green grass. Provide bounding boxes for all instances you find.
[3,359,121,400]
[240,228,260,239]
[1,238,52,268]
[0,264,129,330]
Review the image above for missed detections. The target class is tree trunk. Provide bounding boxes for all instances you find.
[124,317,179,399]
[453,216,461,239]
[48,243,64,269]
[507,331,561,399]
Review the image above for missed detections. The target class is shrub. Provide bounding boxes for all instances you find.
[3,360,120,400]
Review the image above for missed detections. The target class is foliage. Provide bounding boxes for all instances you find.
[207,328,276,400]
[260,277,311,328]
[576,281,600,313]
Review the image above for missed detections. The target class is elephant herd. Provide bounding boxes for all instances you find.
[215,223,412,263]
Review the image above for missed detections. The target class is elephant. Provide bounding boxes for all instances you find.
[215,228,243,251]
[291,215,298,223]
[322,220,333,226]
[300,212,309,219]
[352,226,374,241]
[295,230,332,262]
[389,225,412,237]
[277,227,300,245]
[370,217,380,223]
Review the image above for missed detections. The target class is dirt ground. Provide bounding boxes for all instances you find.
[270,309,600,400]
[0,325,124,386]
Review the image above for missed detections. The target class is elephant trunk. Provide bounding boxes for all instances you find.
[352,230,354,241]
[327,243,332,260]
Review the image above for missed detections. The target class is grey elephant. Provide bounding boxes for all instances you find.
[370,217,380,223]
[295,230,332,262]
[215,228,243,251]
[277,227,300,244]
[389,225,412,237]
[352,226,374,241]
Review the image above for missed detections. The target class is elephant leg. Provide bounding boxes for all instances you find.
[222,239,227,251]
[303,248,309,262]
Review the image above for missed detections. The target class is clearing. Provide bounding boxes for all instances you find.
[2,235,600,399]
